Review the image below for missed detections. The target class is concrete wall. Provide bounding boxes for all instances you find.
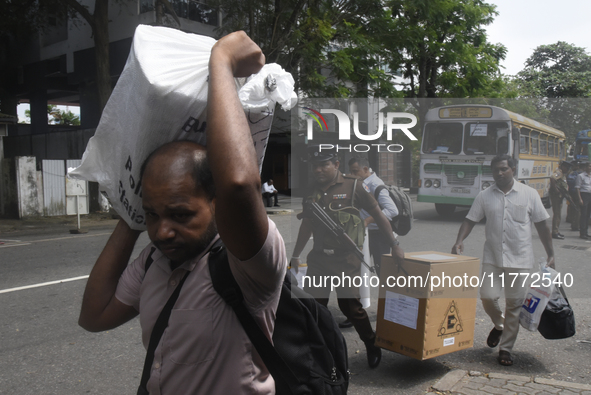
[3,129,96,161]
[15,156,43,218]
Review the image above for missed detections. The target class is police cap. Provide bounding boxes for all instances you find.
[306,144,339,162]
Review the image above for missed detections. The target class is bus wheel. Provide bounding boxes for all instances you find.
[435,204,456,217]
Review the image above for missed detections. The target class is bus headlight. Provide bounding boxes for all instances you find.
[433,179,441,188]
[424,179,433,188]
[482,181,491,190]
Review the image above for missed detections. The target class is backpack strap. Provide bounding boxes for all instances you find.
[137,241,216,395]
[137,266,191,395]
[374,184,385,201]
[351,177,357,208]
[208,242,298,395]
[144,247,157,272]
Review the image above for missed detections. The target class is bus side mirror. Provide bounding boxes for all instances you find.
[512,128,520,141]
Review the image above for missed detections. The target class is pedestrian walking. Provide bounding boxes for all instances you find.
[451,155,555,366]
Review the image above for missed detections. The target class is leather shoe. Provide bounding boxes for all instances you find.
[365,340,382,369]
[338,319,353,328]
[552,233,564,240]
[581,235,590,240]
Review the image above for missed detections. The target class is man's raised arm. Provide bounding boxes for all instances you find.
[79,220,141,332]
[206,31,267,261]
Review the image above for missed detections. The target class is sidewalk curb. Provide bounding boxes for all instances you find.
[432,370,467,392]
[431,370,591,393]
[265,208,294,215]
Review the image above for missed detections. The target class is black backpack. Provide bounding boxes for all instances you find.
[208,242,349,395]
[374,184,413,236]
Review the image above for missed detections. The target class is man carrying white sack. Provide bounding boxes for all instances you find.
[79,31,287,395]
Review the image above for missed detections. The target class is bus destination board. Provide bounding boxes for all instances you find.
[439,107,493,119]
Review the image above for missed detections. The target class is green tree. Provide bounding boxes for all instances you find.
[515,42,591,140]
[387,0,507,100]
[517,42,591,98]
[213,0,399,98]
[49,106,81,126]
[24,104,80,125]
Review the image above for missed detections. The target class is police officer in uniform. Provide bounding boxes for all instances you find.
[291,147,405,369]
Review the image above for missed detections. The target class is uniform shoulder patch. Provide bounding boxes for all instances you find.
[363,184,370,193]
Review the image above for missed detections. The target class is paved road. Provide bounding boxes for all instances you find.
[1,199,589,394]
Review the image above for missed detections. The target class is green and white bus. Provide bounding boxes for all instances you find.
[418,105,566,216]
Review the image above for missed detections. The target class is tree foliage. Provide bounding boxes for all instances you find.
[515,42,591,141]
[387,0,506,100]
[517,41,591,99]
[213,0,400,98]
[24,105,80,125]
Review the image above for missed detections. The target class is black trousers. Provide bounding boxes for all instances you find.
[580,192,591,237]
[304,250,375,344]
[262,192,278,207]
[368,230,392,277]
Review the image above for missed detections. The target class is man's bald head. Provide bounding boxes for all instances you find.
[140,141,215,201]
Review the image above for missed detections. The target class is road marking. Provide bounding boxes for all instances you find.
[0,275,89,294]
[0,242,32,248]
[31,233,112,243]
[0,233,111,248]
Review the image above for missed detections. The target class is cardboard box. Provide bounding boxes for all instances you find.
[376,251,480,360]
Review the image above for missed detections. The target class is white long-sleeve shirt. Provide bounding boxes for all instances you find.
[262,182,277,194]
[360,172,398,231]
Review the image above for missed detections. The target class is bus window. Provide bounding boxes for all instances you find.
[422,123,463,154]
[464,122,510,155]
[531,132,539,155]
[540,134,547,156]
[561,141,566,160]
[548,138,555,157]
[520,128,530,154]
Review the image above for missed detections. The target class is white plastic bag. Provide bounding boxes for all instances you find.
[359,227,371,309]
[69,25,296,230]
[289,264,308,289]
[519,259,558,331]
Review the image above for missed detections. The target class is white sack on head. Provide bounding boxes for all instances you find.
[69,25,296,230]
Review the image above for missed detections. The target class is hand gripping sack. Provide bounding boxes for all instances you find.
[209,244,349,395]
[537,285,576,340]
[69,25,296,230]
[374,184,413,235]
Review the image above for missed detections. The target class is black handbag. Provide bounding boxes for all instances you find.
[537,285,576,340]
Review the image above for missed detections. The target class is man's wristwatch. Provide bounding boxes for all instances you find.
[391,239,400,247]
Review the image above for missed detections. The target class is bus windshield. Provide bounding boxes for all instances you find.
[422,123,463,154]
[463,122,510,155]
[422,121,510,155]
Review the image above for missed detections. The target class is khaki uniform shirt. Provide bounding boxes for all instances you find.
[307,171,378,250]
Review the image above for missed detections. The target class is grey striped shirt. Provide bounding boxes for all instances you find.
[466,180,549,268]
